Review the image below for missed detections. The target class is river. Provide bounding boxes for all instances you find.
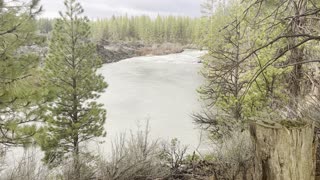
[97,49,206,150]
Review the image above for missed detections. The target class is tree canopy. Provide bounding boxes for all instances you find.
[0,0,42,147]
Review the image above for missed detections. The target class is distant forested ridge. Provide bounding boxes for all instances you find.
[37,15,203,44]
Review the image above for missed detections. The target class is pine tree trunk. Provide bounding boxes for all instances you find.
[250,122,317,180]
[73,139,80,180]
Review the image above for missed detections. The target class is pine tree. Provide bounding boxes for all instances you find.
[0,0,42,147]
[196,0,290,139]
[196,0,248,139]
[39,0,107,177]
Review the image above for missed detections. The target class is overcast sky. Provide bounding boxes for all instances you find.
[39,0,202,19]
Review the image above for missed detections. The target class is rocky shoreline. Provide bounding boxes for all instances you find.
[97,40,186,63]
[21,40,198,64]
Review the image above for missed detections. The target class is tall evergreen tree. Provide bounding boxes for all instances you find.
[0,0,42,147]
[39,0,107,177]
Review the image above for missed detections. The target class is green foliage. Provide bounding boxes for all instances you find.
[197,0,294,138]
[90,15,202,44]
[0,0,42,146]
[36,15,202,44]
[185,153,201,163]
[197,1,249,137]
[39,0,107,168]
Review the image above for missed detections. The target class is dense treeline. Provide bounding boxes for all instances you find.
[37,16,203,44]
[90,15,202,44]
[37,18,53,34]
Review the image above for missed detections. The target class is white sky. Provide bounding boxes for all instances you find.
[39,0,203,19]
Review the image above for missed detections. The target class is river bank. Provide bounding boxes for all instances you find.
[21,39,200,64]
[97,40,200,63]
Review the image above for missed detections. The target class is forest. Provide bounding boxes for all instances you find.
[1,0,320,179]
[37,16,202,44]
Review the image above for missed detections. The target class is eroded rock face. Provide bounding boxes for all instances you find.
[19,40,187,64]
[97,41,143,63]
[250,122,317,180]
[97,40,184,63]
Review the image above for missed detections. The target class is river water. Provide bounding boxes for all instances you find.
[97,50,206,150]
